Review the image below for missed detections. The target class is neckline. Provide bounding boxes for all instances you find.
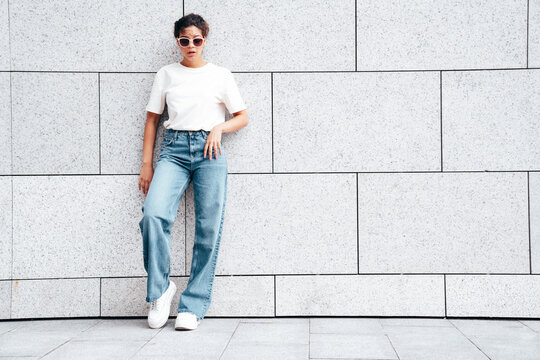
[176,61,211,72]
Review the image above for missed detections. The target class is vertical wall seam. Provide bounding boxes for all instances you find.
[273,275,276,317]
[356,172,359,274]
[8,0,13,320]
[271,72,274,173]
[355,0,357,72]
[526,0,529,68]
[440,71,443,172]
[98,73,101,174]
[444,274,447,317]
[528,172,531,274]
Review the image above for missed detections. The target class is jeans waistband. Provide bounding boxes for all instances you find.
[165,129,209,136]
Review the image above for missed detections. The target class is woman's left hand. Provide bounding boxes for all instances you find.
[204,126,223,160]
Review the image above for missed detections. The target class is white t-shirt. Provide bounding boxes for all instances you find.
[145,62,247,131]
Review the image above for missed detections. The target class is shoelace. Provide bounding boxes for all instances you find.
[150,299,162,311]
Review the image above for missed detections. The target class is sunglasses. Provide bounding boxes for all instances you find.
[177,37,205,47]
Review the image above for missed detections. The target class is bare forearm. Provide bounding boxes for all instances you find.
[142,112,160,167]
[216,112,248,134]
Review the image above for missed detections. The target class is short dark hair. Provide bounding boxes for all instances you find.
[174,13,209,38]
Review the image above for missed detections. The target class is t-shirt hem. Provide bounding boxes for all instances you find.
[228,106,247,114]
[145,106,163,115]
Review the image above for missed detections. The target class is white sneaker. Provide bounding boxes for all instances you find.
[175,312,200,330]
[147,280,177,329]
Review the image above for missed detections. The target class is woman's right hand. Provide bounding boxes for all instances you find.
[139,164,154,195]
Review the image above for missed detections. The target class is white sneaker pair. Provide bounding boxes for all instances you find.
[147,280,177,329]
[147,280,201,331]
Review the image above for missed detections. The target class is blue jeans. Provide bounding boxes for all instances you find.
[139,129,227,321]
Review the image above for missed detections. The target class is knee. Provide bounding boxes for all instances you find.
[140,203,170,224]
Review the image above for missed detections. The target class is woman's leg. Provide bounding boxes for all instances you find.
[139,152,191,303]
[177,133,228,320]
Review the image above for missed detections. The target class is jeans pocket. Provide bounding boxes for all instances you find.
[162,134,175,146]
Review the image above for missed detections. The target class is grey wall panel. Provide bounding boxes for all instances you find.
[2,1,537,319]
[357,0,527,70]
[9,0,182,72]
[12,175,185,279]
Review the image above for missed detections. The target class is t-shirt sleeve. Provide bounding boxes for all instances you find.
[222,70,247,114]
[145,68,166,115]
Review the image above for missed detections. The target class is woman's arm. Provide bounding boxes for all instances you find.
[139,111,161,194]
[205,110,248,160]
[141,111,161,167]
[217,109,249,134]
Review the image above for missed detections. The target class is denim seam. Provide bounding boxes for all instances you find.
[163,136,174,146]
[200,176,227,317]
[153,174,189,303]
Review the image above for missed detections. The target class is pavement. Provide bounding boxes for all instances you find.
[0,316,539,359]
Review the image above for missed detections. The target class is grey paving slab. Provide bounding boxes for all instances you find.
[130,357,191,360]
[71,319,160,341]
[450,319,540,360]
[13,318,101,334]
[0,331,71,357]
[220,318,309,360]
[0,318,23,334]
[223,342,308,360]
[0,317,538,359]
[379,318,453,328]
[0,318,99,357]
[383,325,489,360]
[520,319,540,333]
[132,318,238,359]
[310,317,384,335]
[41,339,146,360]
[310,332,398,359]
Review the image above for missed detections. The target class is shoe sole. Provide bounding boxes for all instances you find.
[175,315,200,330]
[175,322,199,330]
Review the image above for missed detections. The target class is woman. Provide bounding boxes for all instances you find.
[138,13,248,331]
